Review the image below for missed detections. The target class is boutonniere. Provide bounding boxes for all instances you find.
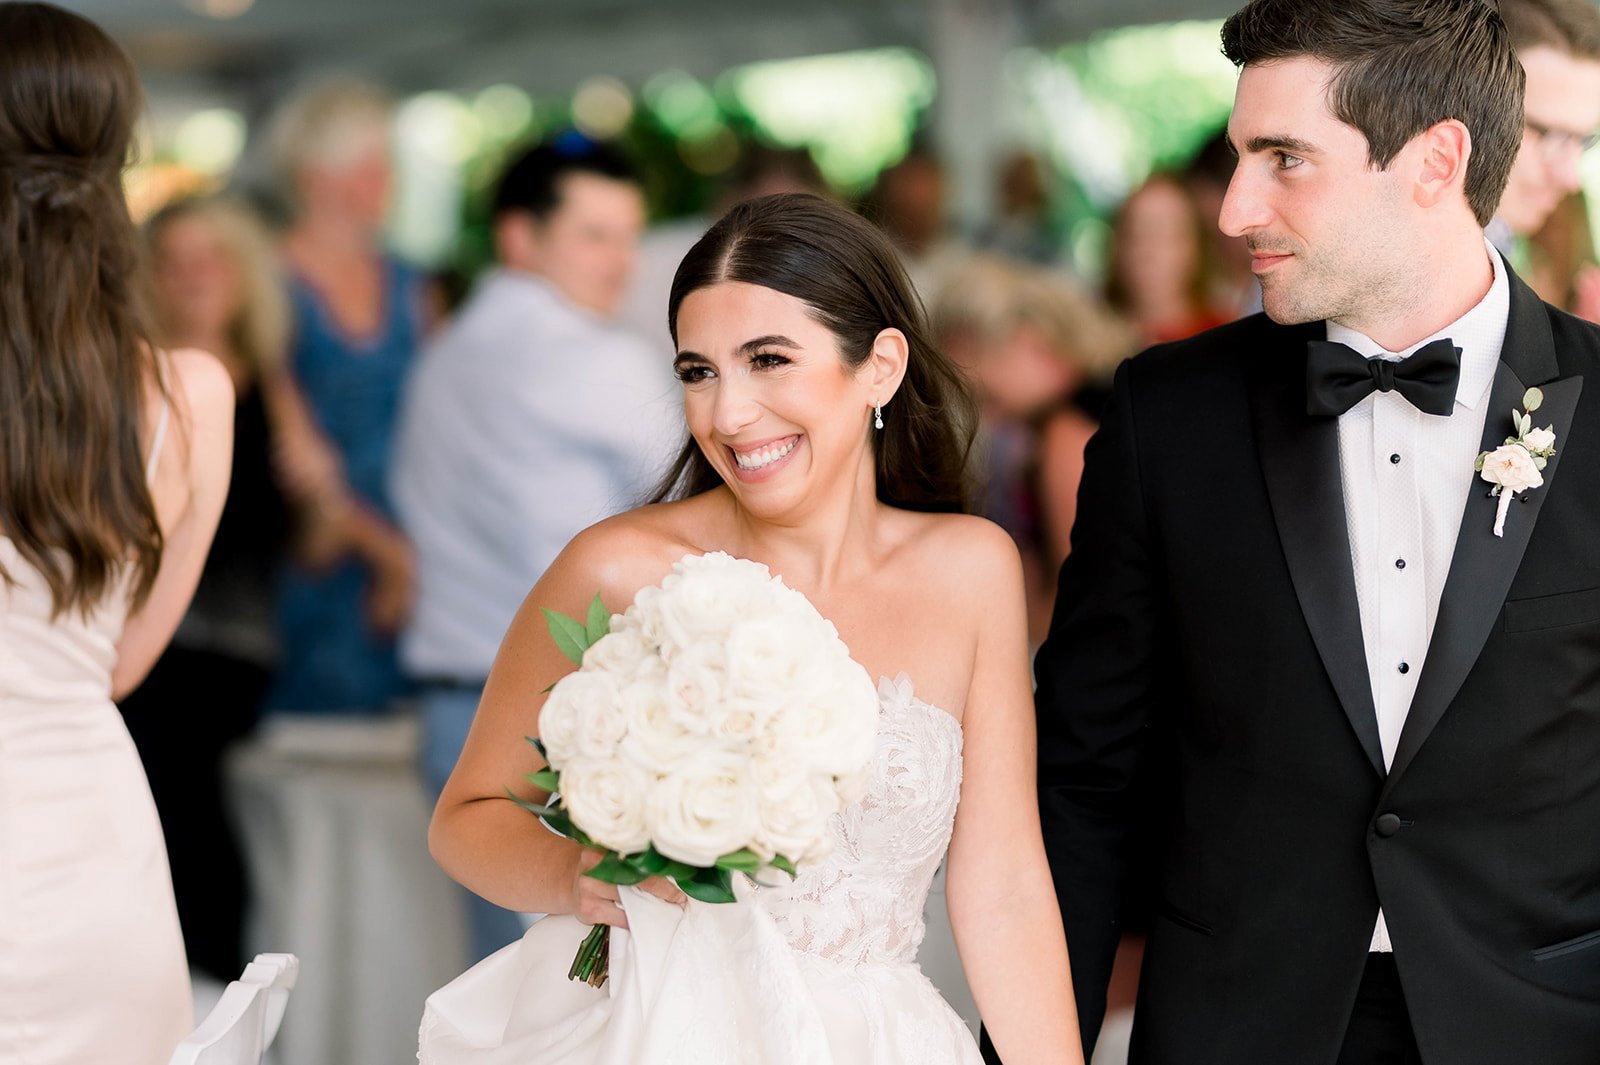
[1475,387,1556,538]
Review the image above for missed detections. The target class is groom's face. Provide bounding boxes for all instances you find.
[1220,56,1419,330]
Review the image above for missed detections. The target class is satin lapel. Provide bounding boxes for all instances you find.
[1250,327,1385,776]
[1385,277,1584,786]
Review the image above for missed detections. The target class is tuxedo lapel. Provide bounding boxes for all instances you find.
[1250,327,1386,776]
[1385,276,1585,785]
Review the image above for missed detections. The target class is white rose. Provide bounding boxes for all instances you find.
[573,687,629,762]
[559,756,653,855]
[1480,442,1544,493]
[770,667,879,777]
[614,679,699,773]
[539,670,621,769]
[652,555,778,650]
[646,750,761,867]
[1524,425,1556,453]
[751,758,841,865]
[832,761,872,807]
[723,615,831,708]
[581,628,647,678]
[663,640,728,735]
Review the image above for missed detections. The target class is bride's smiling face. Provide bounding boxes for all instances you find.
[673,280,889,516]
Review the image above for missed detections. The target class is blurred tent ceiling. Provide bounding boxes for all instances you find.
[60,0,1237,102]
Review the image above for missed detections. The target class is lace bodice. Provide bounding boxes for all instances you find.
[753,673,964,969]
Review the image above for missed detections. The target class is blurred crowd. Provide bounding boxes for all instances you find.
[116,0,1600,1059]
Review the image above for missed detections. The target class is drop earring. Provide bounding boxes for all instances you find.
[873,402,884,430]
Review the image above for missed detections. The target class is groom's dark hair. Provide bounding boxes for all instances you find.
[1221,0,1524,227]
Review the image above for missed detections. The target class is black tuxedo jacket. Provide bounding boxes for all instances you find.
[1036,270,1600,1065]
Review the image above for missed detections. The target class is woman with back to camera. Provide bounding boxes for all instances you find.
[420,193,1080,1064]
[0,4,233,1061]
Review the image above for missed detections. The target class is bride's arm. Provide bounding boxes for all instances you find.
[944,522,1084,1065]
[428,520,683,925]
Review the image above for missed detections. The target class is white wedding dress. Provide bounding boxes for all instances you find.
[418,674,982,1064]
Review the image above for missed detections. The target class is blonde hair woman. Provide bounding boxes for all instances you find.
[933,254,1135,639]
[261,81,426,716]
[121,195,301,986]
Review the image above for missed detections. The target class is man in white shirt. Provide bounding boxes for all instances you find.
[1029,2,1600,1064]
[391,136,679,959]
[1487,0,1600,257]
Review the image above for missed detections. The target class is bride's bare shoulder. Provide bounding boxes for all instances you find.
[543,493,731,611]
[890,510,1024,606]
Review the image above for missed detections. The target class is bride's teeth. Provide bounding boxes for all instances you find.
[736,438,796,470]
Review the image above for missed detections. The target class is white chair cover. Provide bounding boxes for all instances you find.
[168,953,299,1065]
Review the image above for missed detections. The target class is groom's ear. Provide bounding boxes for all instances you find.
[865,327,910,401]
[1411,118,1472,213]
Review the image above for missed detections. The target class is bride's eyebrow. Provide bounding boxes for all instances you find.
[674,335,803,368]
[738,335,801,353]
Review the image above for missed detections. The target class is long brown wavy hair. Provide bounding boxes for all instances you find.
[0,2,164,617]
[652,193,977,514]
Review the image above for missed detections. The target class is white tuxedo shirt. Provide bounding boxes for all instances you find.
[1327,241,1509,951]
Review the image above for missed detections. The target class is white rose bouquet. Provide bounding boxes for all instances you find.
[515,551,879,987]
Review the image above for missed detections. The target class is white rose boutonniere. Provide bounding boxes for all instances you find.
[1475,387,1557,538]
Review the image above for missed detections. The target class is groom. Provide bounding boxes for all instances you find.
[1032,1,1600,1063]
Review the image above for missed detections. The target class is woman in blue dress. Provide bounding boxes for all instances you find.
[264,82,425,716]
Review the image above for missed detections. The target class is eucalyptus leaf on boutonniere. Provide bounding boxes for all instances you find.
[1475,387,1557,538]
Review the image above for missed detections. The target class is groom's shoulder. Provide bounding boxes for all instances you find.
[1118,311,1291,399]
[1542,301,1600,370]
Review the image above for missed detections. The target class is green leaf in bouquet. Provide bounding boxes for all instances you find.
[714,848,763,874]
[525,736,548,760]
[770,854,799,878]
[506,790,568,824]
[525,768,560,793]
[677,865,737,904]
[678,877,737,904]
[541,607,591,665]
[635,848,701,882]
[635,847,670,874]
[585,593,611,645]
[584,851,650,885]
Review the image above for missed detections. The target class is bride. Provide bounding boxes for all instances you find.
[421,193,1080,1064]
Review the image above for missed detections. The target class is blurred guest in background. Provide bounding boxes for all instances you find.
[0,4,233,1060]
[933,255,1135,642]
[1494,0,1600,320]
[1103,172,1231,344]
[1181,128,1260,318]
[392,136,679,959]
[975,149,1063,266]
[619,143,828,353]
[264,81,425,718]
[866,142,965,298]
[1528,189,1599,312]
[1489,0,1600,264]
[120,195,294,988]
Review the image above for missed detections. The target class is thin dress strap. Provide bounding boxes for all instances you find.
[144,356,172,484]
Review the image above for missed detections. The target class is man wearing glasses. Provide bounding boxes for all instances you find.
[1490,0,1600,255]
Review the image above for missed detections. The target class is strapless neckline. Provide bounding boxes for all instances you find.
[876,672,962,732]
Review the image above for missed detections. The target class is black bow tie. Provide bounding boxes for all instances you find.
[1305,337,1461,418]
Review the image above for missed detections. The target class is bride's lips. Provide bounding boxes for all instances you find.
[725,434,802,483]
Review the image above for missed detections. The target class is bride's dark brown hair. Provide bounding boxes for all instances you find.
[653,193,977,513]
[0,1,164,616]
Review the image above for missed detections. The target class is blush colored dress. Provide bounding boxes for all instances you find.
[0,415,191,1063]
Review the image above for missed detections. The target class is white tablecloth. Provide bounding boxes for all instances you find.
[228,713,470,1065]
